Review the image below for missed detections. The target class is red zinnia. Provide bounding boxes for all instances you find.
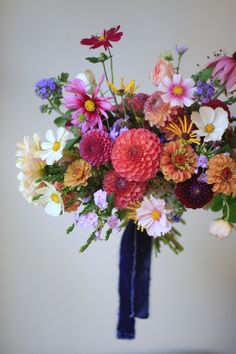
[111,128,162,182]
[80,26,123,51]
[103,170,146,209]
[79,130,113,167]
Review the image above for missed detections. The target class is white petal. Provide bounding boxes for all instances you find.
[191,111,206,130]
[199,106,215,124]
[45,129,55,143]
[182,97,193,107]
[161,93,171,103]
[57,127,66,141]
[45,201,62,217]
[41,142,52,150]
[173,74,181,85]
[183,78,195,88]
[213,108,229,130]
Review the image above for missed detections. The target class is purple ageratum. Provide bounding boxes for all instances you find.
[197,155,208,169]
[35,78,61,100]
[94,189,108,210]
[195,80,215,103]
[175,44,189,55]
[109,117,129,140]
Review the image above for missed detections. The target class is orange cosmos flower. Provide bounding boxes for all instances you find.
[160,140,197,183]
[206,154,236,196]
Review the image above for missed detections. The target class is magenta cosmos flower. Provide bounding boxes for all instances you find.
[158,74,195,107]
[64,74,113,132]
[207,52,236,90]
[80,25,123,50]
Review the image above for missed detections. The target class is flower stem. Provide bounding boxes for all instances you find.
[48,98,67,118]
[101,61,118,106]
[213,85,226,99]
[108,48,114,84]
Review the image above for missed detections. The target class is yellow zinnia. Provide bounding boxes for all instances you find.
[64,159,92,187]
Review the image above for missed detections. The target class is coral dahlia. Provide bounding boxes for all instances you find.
[206,154,236,196]
[175,175,213,209]
[160,140,197,183]
[103,170,146,209]
[79,129,113,167]
[111,128,162,182]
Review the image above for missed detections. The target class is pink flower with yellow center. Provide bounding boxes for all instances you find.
[64,74,112,132]
[158,74,195,107]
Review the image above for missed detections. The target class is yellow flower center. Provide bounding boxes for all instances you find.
[205,123,215,133]
[52,140,61,151]
[172,85,184,95]
[98,35,105,41]
[51,192,59,203]
[151,209,161,221]
[85,99,96,112]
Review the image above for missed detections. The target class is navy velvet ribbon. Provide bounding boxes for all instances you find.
[117,221,152,339]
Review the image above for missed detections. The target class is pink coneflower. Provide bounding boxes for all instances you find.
[64,74,112,132]
[207,52,236,90]
[158,74,195,107]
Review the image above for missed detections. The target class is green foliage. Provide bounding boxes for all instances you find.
[43,165,65,183]
[54,116,68,127]
[66,223,75,234]
[225,198,236,223]
[86,52,110,64]
[64,137,80,150]
[79,232,96,252]
[192,67,214,82]
[210,194,236,223]
[225,96,236,105]
[57,72,69,83]
[40,104,51,114]
[211,194,224,212]
[105,228,112,241]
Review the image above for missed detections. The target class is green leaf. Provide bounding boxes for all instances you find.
[54,116,68,127]
[192,67,214,82]
[58,72,69,83]
[64,137,80,150]
[226,198,236,223]
[66,223,75,234]
[211,194,224,212]
[40,104,49,113]
[86,56,100,64]
[79,232,96,252]
[105,228,112,241]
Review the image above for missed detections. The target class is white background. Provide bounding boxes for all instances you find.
[1,1,236,353]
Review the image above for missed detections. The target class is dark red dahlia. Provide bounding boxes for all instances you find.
[203,99,231,120]
[80,26,123,51]
[103,169,146,209]
[175,176,213,209]
[79,129,113,167]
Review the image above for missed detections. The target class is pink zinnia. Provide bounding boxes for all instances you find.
[79,129,113,167]
[207,52,236,90]
[64,74,112,132]
[158,74,195,107]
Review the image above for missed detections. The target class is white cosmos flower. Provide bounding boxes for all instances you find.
[41,128,69,165]
[191,106,229,142]
[136,195,172,237]
[76,70,96,93]
[36,182,64,217]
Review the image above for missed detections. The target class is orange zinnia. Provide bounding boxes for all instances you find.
[160,140,197,183]
[64,159,92,187]
[206,154,236,196]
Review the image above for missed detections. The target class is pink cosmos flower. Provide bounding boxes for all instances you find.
[207,53,236,90]
[158,74,195,107]
[64,74,112,132]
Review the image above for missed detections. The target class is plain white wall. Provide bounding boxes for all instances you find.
[1,1,236,354]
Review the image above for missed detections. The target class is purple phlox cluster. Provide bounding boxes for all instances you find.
[74,212,98,228]
[195,80,215,103]
[110,117,129,140]
[35,78,60,100]
[195,154,208,174]
[94,189,108,210]
[175,44,189,55]
[107,215,120,230]
[197,173,208,183]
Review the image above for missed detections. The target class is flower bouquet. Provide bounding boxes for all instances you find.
[16,26,236,338]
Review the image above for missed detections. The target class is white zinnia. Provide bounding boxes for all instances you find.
[209,219,233,240]
[36,182,64,217]
[41,127,69,165]
[191,106,228,142]
[136,195,172,237]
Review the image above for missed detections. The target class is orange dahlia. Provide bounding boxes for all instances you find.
[111,128,162,182]
[160,140,197,183]
[64,159,92,187]
[206,154,236,195]
[103,170,146,209]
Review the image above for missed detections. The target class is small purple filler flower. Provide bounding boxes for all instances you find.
[107,215,120,229]
[195,80,215,103]
[175,44,188,55]
[197,155,208,169]
[94,189,108,210]
[35,78,61,100]
[74,212,98,228]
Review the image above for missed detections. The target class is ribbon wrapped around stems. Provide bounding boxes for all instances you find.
[117,221,152,339]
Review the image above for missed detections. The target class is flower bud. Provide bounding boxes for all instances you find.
[209,219,233,239]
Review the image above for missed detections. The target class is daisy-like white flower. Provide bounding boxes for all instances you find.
[136,195,172,237]
[191,106,229,142]
[36,182,64,217]
[41,128,69,165]
[158,74,195,107]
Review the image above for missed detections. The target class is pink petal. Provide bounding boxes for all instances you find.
[225,65,236,89]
